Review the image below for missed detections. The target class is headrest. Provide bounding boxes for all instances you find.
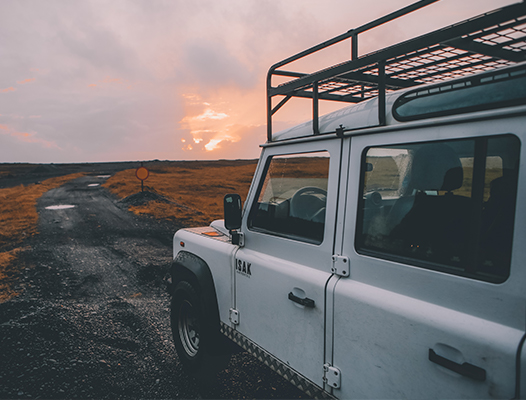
[410,143,463,192]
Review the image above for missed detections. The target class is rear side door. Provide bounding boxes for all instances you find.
[331,119,525,398]
[234,138,343,389]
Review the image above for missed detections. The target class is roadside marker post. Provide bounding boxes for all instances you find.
[135,165,149,192]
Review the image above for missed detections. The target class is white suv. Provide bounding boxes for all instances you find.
[167,2,526,398]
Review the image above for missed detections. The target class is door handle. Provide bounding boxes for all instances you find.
[429,349,486,381]
[288,292,315,308]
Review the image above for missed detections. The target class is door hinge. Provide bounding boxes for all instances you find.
[323,363,341,389]
[229,308,239,325]
[331,255,349,277]
[231,231,244,246]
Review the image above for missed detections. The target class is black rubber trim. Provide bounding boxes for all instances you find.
[514,332,526,399]
[170,251,224,352]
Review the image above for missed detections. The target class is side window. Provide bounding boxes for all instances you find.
[249,152,330,244]
[356,135,520,283]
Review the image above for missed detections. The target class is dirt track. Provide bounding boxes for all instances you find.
[0,174,305,399]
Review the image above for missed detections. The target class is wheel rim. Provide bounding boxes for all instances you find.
[178,299,200,357]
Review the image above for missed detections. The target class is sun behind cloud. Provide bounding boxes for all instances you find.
[180,93,239,152]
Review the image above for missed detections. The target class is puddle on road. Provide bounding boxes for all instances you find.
[45,205,76,210]
[88,183,100,187]
[97,175,111,178]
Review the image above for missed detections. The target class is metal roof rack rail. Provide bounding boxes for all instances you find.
[266,0,526,142]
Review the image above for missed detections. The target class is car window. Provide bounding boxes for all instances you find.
[356,135,520,283]
[249,152,330,244]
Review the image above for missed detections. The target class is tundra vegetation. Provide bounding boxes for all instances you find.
[103,162,257,226]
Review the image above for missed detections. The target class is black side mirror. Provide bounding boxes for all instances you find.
[224,194,242,231]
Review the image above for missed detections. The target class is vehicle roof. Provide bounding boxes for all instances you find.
[267,1,526,143]
[272,92,397,142]
[273,62,526,141]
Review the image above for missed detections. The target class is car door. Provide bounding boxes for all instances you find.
[233,138,343,388]
[331,120,525,398]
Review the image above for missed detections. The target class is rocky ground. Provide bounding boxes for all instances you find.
[0,172,306,399]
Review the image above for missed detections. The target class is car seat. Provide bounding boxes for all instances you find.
[387,143,471,263]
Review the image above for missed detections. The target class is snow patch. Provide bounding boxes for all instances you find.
[45,205,76,210]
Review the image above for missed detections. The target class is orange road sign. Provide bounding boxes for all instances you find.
[135,166,149,181]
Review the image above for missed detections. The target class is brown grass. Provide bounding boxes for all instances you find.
[103,162,257,227]
[0,248,27,302]
[0,172,85,302]
[0,173,85,250]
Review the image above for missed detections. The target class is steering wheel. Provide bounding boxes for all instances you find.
[290,186,327,221]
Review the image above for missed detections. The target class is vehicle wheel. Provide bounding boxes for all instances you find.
[171,280,229,380]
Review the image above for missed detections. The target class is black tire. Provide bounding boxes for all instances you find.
[171,280,229,380]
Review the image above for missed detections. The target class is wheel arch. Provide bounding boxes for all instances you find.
[169,251,221,345]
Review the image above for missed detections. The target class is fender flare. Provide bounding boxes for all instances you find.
[169,251,223,350]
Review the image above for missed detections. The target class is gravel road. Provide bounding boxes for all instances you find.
[0,175,306,399]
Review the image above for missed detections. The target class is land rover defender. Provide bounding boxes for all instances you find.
[167,1,526,398]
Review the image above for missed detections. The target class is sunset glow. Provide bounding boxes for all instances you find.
[0,122,60,149]
[16,78,35,85]
[0,0,516,163]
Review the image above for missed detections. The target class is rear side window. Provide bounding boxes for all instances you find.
[393,66,526,121]
[356,135,520,283]
[249,152,329,244]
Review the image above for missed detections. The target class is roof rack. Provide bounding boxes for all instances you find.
[266,0,526,141]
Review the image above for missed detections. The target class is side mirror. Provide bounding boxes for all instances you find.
[224,194,242,231]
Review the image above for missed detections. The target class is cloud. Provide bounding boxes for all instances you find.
[179,39,257,92]
[0,123,60,149]
[188,109,229,122]
[179,92,239,153]
[87,77,129,89]
[204,124,266,160]
[0,0,516,163]
[16,78,35,85]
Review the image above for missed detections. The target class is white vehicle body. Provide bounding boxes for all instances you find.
[168,2,526,398]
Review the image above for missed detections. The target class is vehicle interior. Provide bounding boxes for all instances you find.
[358,135,520,283]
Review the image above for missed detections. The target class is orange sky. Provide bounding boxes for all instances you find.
[0,0,517,163]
